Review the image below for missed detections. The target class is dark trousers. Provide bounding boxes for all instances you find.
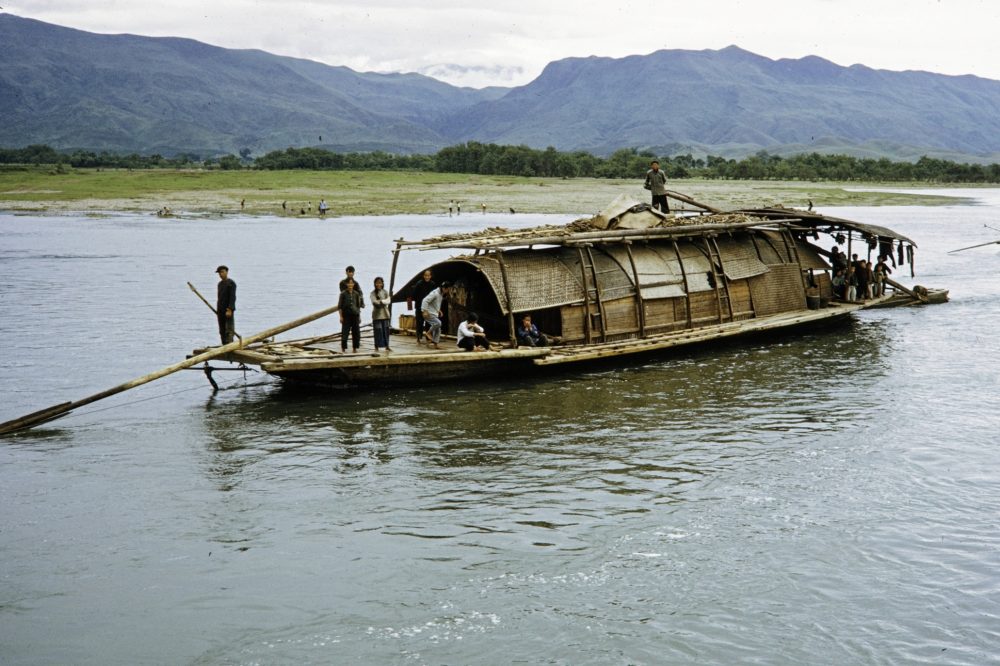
[652,194,669,213]
[218,313,234,345]
[373,319,390,349]
[341,313,360,351]
[458,336,490,351]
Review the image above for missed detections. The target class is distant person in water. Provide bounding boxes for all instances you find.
[644,160,669,213]
[215,265,236,345]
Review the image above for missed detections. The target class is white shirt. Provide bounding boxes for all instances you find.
[457,320,483,342]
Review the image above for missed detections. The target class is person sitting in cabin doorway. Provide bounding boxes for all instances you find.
[420,281,451,348]
[516,314,549,347]
[338,278,364,353]
[457,312,490,351]
[408,269,436,343]
[643,160,669,214]
[215,265,236,345]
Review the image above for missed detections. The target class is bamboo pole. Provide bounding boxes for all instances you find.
[187,281,242,344]
[884,277,928,303]
[623,241,646,338]
[0,304,341,436]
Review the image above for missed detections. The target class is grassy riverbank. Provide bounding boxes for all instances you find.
[0,166,971,217]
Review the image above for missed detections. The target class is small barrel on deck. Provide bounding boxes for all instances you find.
[806,288,821,310]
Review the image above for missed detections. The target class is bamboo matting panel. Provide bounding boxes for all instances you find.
[560,304,586,342]
[748,264,807,316]
[814,272,833,300]
[727,279,753,315]
[716,236,771,280]
[644,297,679,328]
[689,290,721,321]
[601,296,639,334]
[753,231,789,264]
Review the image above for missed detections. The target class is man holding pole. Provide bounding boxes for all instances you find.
[216,265,236,345]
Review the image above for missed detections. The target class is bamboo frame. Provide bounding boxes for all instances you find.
[494,249,518,345]
[672,239,693,329]
[585,245,608,342]
[576,246,593,344]
[623,241,646,338]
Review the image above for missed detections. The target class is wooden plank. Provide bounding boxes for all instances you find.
[0,304,342,436]
[534,305,859,366]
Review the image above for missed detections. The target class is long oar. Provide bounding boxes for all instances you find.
[0,304,340,437]
[948,238,1000,253]
[884,276,928,303]
[188,281,243,344]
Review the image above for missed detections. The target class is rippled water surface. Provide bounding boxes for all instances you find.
[2,192,1000,664]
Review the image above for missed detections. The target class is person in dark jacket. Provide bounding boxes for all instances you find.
[215,265,236,345]
[338,278,364,352]
[643,160,669,213]
[408,269,436,343]
[516,314,549,347]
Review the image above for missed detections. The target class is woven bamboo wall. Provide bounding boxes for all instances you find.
[728,279,753,318]
[748,264,807,316]
[689,290,721,322]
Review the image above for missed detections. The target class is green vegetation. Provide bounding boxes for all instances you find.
[6,142,1000,185]
[0,165,967,217]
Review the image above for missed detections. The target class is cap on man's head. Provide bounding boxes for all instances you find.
[215,265,228,273]
[440,281,452,289]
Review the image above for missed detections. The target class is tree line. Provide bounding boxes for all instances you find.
[3,142,1000,183]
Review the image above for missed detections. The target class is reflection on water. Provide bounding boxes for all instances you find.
[2,200,1000,664]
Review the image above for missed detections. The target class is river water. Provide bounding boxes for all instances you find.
[2,190,999,664]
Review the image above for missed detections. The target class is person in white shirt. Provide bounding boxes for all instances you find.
[457,312,490,351]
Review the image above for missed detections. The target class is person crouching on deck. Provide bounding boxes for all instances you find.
[516,314,549,347]
[457,312,490,351]
[338,278,364,352]
[420,281,451,349]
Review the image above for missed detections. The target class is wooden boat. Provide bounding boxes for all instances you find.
[0,191,949,435]
[197,193,947,387]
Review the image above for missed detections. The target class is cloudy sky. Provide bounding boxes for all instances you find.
[6,0,999,88]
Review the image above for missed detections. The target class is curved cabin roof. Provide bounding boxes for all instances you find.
[394,233,782,315]
[392,195,908,315]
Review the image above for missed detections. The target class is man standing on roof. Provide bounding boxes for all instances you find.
[215,265,236,345]
[644,160,669,214]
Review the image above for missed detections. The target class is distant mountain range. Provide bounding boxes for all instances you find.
[3,13,1000,162]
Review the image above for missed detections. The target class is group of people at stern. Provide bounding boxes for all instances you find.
[829,246,894,302]
[335,267,552,354]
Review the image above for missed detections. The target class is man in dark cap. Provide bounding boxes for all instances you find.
[215,265,236,345]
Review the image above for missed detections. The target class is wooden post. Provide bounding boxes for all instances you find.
[710,236,736,321]
[388,240,403,322]
[494,250,518,346]
[703,236,725,324]
[623,241,646,338]
[672,240,693,329]
[585,245,608,342]
[0,304,341,436]
[576,246,593,344]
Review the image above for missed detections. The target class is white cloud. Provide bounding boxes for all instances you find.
[5,0,1000,87]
